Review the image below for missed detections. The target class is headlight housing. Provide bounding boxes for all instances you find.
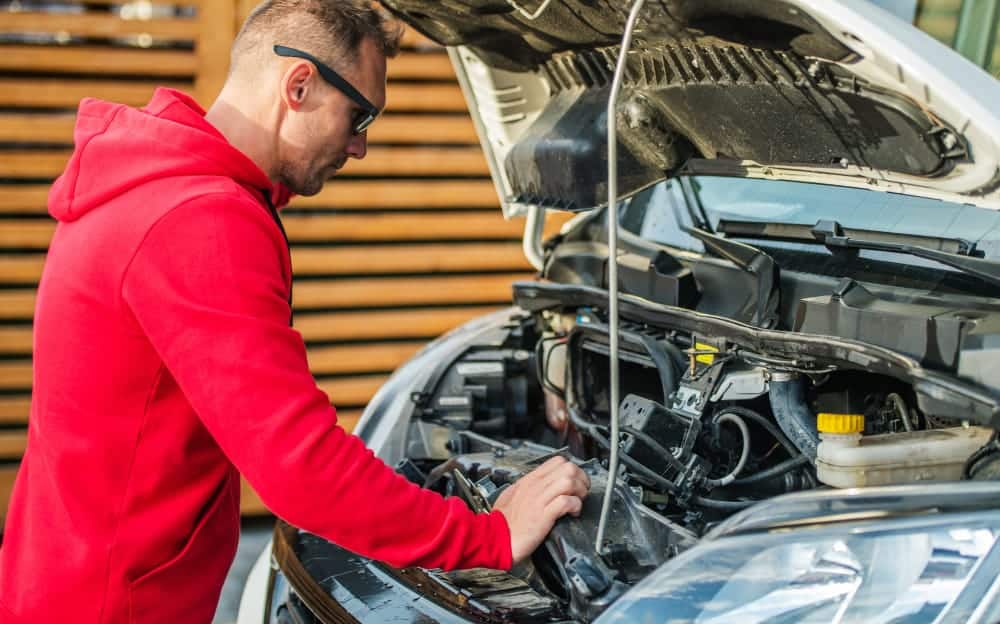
[597,485,1000,624]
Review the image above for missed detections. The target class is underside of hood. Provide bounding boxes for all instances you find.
[382,0,1000,216]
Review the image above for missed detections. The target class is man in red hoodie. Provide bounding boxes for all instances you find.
[0,1,590,622]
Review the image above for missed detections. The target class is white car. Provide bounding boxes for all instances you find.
[240,1,1000,622]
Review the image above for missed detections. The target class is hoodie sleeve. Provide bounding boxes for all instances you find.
[121,192,512,571]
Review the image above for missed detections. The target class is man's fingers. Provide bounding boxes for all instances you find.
[544,494,583,519]
[539,474,589,505]
[528,455,569,481]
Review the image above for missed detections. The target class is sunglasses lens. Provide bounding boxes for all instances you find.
[353,111,376,135]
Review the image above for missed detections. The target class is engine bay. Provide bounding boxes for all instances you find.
[391,289,1000,622]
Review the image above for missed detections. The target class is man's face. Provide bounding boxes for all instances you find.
[276,37,387,196]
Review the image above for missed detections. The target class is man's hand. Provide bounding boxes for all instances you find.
[493,456,591,565]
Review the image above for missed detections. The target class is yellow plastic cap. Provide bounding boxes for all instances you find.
[817,413,865,434]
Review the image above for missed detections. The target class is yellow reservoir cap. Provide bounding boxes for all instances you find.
[817,413,865,434]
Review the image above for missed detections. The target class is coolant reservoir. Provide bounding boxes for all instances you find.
[815,413,993,488]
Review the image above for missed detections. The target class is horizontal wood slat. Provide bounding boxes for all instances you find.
[0,465,18,522]
[293,306,502,343]
[0,397,31,424]
[291,242,530,275]
[0,306,502,356]
[0,362,31,390]
[0,274,532,319]
[0,244,528,284]
[0,327,33,355]
[0,46,199,76]
[293,273,532,310]
[0,12,199,41]
[386,53,455,80]
[291,180,499,210]
[0,213,565,248]
[281,212,563,243]
[308,341,424,375]
[0,146,488,178]
[0,78,190,108]
[0,430,27,459]
[0,113,476,145]
[0,180,500,213]
[316,375,389,406]
[0,255,45,284]
[0,341,426,391]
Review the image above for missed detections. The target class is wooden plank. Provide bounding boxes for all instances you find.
[0,361,31,391]
[291,180,499,210]
[367,115,477,144]
[0,180,500,213]
[384,83,468,112]
[51,0,201,7]
[0,212,565,248]
[0,291,37,320]
[290,242,529,275]
[194,0,236,106]
[0,327,32,355]
[0,78,190,108]
[0,46,199,77]
[0,186,51,214]
[316,374,389,406]
[0,114,75,144]
[0,113,475,145]
[0,307,503,356]
[387,53,455,80]
[0,255,46,284]
[0,465,18,523]
[0,430,27,459]
[293,273,530,310]
[282,212,528,243]
[294,306,501,343]
[0,274,529,319]
[0,12,199,41]
[0,341,422,391]
[307,341,424,375]
[0,397,30,424]
[0,146,488,178]
[0,220,55,249]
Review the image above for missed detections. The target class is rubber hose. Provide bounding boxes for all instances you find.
[768,374,819,461]
[732,454,810,486]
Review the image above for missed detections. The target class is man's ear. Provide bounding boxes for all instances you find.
[280,61,315,110]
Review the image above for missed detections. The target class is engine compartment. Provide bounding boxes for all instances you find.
[394,301,1000,622]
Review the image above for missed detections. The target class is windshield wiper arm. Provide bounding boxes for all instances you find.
[720,219,1000,290]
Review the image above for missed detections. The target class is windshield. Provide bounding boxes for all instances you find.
[621,177,1000,260]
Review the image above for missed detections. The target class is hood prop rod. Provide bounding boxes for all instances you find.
[595,0,646,555]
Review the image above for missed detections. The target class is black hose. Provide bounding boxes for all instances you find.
[621,425,686,473]
[627,331,677,405]
[692,495,756,510]
[768,374,819,460]
[731,454,810,486]
[714,406,799,458]
[568,407,679,494]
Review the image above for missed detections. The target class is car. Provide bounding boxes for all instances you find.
[238,1,1000,622]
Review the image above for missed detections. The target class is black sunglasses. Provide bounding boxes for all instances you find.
[273,44,379,135]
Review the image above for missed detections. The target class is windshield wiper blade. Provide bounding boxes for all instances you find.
[719,219,1000,290]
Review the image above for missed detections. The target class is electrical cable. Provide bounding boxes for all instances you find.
[704,412,751,488]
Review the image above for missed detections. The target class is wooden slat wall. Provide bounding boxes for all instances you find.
[0,3,568,518]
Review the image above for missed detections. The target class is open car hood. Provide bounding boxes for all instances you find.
[383,0,1000,217]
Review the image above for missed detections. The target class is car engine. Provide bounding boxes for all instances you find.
[392,301,1000,622]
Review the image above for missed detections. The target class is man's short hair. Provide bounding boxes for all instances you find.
[230,0,403,77]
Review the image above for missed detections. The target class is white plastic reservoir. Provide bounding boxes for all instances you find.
[816,426,994,488]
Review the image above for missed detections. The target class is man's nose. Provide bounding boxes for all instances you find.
[346,132,367,160]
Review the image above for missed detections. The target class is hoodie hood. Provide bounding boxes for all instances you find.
[384,0,1000,216]
[49,88,286,223]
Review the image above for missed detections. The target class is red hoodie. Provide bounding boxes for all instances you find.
[0,88,511,623]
